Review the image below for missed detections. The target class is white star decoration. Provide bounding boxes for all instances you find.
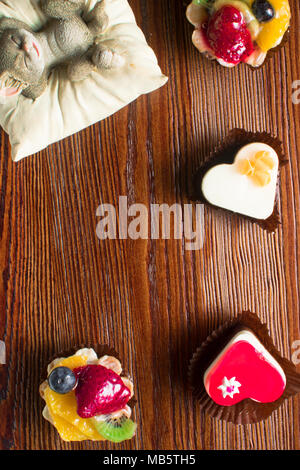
[218,376,241,399]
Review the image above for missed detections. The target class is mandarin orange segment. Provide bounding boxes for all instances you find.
[252,0,291,52]
[53,354,88,370]
[46,410,88,442]
[238,150,274,186]
[253,150,275,171]
[238,158,255,176]
[44,386,105,441]
[252,170,271,186]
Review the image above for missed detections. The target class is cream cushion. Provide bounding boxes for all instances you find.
[0,0,167,160]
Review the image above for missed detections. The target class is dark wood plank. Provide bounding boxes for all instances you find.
[0,0,299,450]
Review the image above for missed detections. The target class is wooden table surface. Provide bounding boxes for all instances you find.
[0,0,299,451]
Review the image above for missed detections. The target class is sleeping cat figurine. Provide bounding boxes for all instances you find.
[0,0,124,99]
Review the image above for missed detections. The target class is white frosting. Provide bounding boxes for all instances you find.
[204,329,286,388]
[201,143,279,219]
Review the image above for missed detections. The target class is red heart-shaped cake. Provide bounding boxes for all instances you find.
[74,364,131,418]
[204,330,286,406]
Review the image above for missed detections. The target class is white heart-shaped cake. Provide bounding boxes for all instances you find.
[201,143,279,220]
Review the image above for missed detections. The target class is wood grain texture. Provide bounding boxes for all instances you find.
[0,0,299,450]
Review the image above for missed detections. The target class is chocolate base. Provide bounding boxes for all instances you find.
[188,311,300,424]
[193,129,288,232]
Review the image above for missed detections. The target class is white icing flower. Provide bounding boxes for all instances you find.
[218,376,241,399]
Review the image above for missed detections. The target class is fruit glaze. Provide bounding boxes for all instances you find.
[186,0,291,67]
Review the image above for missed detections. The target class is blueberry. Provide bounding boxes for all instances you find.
[252,0,275,22]
[48,367,77,394]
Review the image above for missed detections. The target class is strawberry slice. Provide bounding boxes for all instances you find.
[203,6,254,65]
[74,365,131,418]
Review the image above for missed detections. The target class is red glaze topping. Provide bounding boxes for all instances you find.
[74,365,131,418]
[202,6,254,65]
[204,340,286,406]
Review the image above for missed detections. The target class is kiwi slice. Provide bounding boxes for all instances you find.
[93,415,137,443]
[192,0,212,6]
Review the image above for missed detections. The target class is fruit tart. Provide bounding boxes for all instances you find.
[40,347,137,443]
[188,312,300,423]
[186,0,291,67]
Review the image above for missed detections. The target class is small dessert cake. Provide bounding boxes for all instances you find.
[186,0,291,67]
[189,312,300,423]
[40,348,136,443]
[201,142,279,220]
[194,130,286,230]
[204,329,286,406]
